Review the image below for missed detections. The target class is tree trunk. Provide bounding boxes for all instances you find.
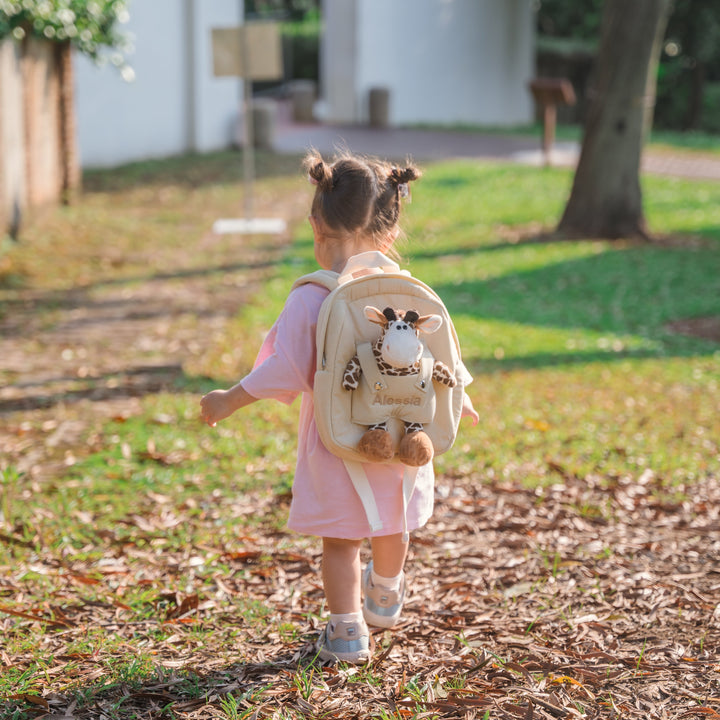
[557,0,672,240]
[56,41,81,204]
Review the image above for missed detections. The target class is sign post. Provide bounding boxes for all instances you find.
[211,22,286,234]
[529,78,576,166]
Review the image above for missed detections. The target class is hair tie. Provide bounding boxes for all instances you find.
[390,167,411,202]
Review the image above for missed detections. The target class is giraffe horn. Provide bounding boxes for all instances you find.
[383,307,397,322]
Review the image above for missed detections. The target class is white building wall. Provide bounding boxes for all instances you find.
[74,0,242,168]
[328,0,534,127]
[320,0,358,123]
[190,1,244,153]
[0,39,25,228]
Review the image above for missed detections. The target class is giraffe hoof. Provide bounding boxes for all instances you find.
[358,429,394,461]
[398,431,434,466]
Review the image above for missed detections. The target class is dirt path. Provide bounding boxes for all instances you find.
[0,229,288,480]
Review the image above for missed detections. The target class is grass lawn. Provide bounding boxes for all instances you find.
[1,151,719,719]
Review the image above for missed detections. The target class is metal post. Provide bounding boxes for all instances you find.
[210,16,286,235]
[242,24,254,221]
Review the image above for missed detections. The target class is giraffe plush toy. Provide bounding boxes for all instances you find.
[342,306,457,466]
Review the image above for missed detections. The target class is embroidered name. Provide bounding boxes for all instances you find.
[372,395,422,407]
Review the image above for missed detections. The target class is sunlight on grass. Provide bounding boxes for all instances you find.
[1,152,719,719]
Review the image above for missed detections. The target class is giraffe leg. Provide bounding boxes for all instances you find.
[358,422,394,462]
[397,422,434,467]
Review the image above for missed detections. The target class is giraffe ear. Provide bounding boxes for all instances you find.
[364,306,388,325]
[415,313,443,334]
[403,310,420,325]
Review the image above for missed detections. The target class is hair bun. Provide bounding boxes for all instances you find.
[304,154,334,191]
[390,166,421,186]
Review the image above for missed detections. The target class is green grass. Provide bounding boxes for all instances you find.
[1,150,719,717]
[408,121,720,154]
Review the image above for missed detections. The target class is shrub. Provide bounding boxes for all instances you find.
[0,0,132,73]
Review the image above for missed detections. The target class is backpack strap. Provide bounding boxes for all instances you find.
[400,465,420,543]
[357,342,386,392]
[350,344,430,540]
[415,352,434,392]
[344,460,384,534]
[291,270,339,293]
[344,459,419,543]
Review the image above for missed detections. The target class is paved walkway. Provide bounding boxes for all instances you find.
[273,115,720,181]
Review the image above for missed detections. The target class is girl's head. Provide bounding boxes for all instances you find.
[303,151,421,263]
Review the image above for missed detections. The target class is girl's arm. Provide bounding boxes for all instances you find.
[200,383,257,427]
[461,392,479,426]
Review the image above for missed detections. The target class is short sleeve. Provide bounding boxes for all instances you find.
[240,283,329,405]
[457,359,473,386]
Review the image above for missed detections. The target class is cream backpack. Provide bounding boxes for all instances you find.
[292,253,468,540]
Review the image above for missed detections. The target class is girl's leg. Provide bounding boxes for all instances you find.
[370,532,409,577]
[322,537,363,613]
[363,532,409,628]
[318,537,371,664]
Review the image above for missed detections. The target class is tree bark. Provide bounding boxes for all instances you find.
[56,41,81,204]
[557,0,672,240]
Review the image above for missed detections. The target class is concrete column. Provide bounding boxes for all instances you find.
[321,0,358,123]
[0,38,26,237]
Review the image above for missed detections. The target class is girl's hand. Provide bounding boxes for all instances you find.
[461,393,479,426]
[200,383,258,427]
[200,389,233,427]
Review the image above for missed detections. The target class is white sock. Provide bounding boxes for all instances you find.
[371,568,403,592]
[329,611,364,627]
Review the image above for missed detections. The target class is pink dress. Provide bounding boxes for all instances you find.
[240,271,436,540]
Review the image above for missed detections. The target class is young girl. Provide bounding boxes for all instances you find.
[200,151,478,664]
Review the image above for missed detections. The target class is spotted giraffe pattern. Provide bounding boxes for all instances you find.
[369,420,422,435]
[370,337,421,376]
[342,335,422,391]
[342,324,457,439]
[342,356,362,391]
[431,360,457,387]
[342,326,458,391]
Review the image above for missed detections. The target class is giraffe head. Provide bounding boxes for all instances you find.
[364,306,443,368]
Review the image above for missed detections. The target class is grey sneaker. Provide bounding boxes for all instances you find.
[362,561,405,628]
[315,619,371,664]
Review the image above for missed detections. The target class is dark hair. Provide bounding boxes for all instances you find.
[303,151,421,245]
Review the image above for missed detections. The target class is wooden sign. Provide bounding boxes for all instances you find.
[528,77,577,165]
[210,21,286,235]
[529,77,576,107]
[212,22,282,80]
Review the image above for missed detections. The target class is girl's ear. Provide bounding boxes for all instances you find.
[364,306,388,325]
[309,214,322,239]
[378,225,400,254]
[415,314,443,334]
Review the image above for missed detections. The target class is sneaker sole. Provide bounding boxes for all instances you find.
[316,644,372,664]
[315,634,374,664]
[362,562,404,629]
[363,605,401,629]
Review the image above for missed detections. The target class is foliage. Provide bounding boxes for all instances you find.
[656,0,720,130]
[0,0,131,68]
[535,0,603,40]
[249,2,320,87]
[245,0,319,22]
[536,0,720,133]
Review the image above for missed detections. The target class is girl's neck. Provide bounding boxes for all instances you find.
[327,238,380,273]
[310,214,395,272]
